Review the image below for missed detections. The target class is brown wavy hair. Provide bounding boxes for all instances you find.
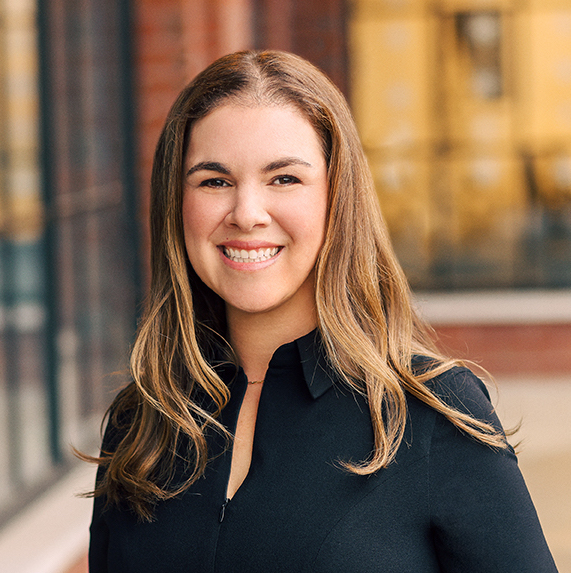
[85,50,506,521]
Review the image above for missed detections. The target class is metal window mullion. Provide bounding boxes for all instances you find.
[117,0,143,323]
[37,0,62,465]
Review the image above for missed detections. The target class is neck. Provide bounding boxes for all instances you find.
[227,305,317,382]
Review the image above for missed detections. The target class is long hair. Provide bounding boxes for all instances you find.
[87,50,505,521]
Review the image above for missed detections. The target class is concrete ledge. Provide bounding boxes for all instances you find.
[415,289,571,326]
[0,464,96,573]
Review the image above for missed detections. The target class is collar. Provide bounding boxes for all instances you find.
[212,329,337,400]
[295,329,337,400]
[212,330,430,402]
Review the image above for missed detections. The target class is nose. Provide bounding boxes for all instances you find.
[224,184,271,231]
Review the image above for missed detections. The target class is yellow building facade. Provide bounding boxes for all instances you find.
[350,0,571,289]
[0,0,41,242]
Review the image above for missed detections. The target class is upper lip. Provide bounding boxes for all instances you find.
[219,240,282,250]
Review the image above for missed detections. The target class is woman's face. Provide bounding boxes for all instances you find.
[182,103,328,327]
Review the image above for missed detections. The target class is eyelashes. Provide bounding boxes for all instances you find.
[199,178,231,188]
[272,175,300,186]
[197,175,302,188]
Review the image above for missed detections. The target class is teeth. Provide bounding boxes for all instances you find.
[224,246,279,263]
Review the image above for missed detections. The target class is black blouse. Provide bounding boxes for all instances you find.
[89,330,558,572]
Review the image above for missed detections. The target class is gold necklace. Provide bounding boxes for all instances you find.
[248,379,264,384]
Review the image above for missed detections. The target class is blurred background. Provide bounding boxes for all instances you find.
[0,0,569,571]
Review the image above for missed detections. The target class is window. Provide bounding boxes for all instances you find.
[0,0,139,524]
[350,1,571,290]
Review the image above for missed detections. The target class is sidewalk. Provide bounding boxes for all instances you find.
[494,377,571,573]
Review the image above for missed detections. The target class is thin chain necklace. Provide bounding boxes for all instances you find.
[248,379,264,385]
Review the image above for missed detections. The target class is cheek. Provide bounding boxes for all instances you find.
[182,194,220,249]
[285,196,328,249]
[307,192,329,239]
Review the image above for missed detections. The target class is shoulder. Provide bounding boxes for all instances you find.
[411,358,499,428]
[417,370,555,571]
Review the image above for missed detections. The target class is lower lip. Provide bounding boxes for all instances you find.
[218,247,282,271]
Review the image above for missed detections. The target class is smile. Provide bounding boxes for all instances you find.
[222,246,281,263]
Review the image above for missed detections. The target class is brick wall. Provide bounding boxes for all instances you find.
[255,0,349,94]
[435,324,571,377]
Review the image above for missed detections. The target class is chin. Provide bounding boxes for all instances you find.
[225,295,287,317]
[232,303,278,315]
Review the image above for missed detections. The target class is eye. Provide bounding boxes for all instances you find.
[200,178,231,188]
[272,175,301,186]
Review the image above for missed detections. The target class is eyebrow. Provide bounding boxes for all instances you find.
[186,157,313,177]
[261,157,313,173]
[186,161,230,177]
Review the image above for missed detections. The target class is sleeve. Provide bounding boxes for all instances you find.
[427,368,559,573]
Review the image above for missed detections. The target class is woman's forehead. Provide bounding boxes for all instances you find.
[184,104,326,172]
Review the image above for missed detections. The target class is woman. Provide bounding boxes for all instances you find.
[88,50,557,572]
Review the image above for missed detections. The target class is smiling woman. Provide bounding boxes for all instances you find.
[85,51,558,573]
[182,104,328,337]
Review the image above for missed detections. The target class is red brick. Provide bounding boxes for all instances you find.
[434,324,571,377]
